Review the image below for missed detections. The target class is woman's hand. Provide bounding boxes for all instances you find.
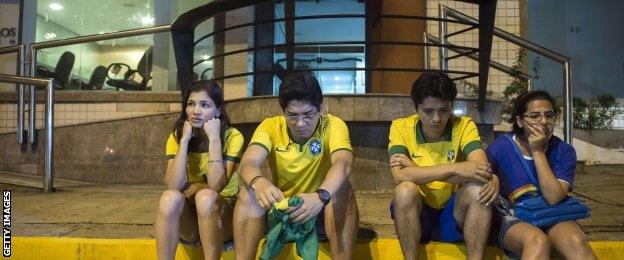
[203,118,221,140]
[525,124,548,152]
[181,121,193,143]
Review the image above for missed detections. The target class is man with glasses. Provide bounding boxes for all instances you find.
[234,71,358,259]
[388,72,498,260]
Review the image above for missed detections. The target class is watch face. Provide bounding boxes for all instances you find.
[317,189,330,204]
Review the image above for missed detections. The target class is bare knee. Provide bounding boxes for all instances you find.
[394,182,421,208]
[529,232,550,254]
[158,190,185,218]
[567,232,591,251]
[237,187,255,206]
[235,187,265,218]
[457,182,481,202]
[329,181,355,207]
[194,188,219,217]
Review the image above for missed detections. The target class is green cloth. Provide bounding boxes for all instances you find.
[260,196,319,260]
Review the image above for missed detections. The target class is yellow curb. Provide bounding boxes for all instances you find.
[8,237,624,259]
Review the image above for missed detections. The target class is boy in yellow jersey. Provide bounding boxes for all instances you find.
[388,72,499,260]
[234,71,359,259]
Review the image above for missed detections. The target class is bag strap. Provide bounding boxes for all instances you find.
[503,134,540,189]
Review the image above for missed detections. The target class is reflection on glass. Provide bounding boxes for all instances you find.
[36,0,156,41]
[273,0,366,94]
[32,30,180,91]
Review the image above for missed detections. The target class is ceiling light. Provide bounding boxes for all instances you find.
[141,16,155,25]
[202,55,211,60]
[49,3,63,11]
[44,33,57,40]
[334,76,340,81]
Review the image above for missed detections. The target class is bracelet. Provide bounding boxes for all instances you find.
[249,175,264,190]
[208,159,224,163]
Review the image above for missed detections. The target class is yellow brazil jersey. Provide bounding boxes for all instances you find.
[249,114,352,198]
[388,114,482,209]
[165,127,244,198]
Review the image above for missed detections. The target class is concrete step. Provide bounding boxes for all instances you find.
[0,171,94,189]
[8,237,624,259]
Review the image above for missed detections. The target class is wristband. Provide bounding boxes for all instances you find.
[249,175,264,190]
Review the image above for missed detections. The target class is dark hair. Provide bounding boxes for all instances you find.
[278,71,323,111]
[410,71,458,109]
[508,90,558,133]
[172,80,231,151]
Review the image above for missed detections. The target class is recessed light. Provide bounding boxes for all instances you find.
[49,3,63,11]
[334,76,340,81]
[44,32,57,40]
[141,16,155,25]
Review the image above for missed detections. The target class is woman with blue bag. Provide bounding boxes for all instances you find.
[486,91,597,259]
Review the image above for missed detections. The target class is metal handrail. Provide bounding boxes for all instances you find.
[442,6,568,63]
[0,74,55,193]
[440,5,573,144]
[27,25,171,145]
[30,25,171,50]
[424,33,532,81]
[0,45,23,55]
[193,13,477,46]
[0,45,26,144]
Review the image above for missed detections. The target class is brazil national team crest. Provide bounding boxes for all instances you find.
[309,138,322,156]
[447,146,456,162]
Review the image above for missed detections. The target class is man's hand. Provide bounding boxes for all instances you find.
[202,118,221,140]
[251,177,285,211]
[182,182,208,199]
[478,174,499,207]
[390,154,415,168]
[286,192,324,223]
[525,124,548,152]
[452,161,492,183]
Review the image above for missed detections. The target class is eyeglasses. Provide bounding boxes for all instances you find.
[522,112,557,122]
[285,112,318,123]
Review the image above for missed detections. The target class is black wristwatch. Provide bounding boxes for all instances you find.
[316,189,331,206]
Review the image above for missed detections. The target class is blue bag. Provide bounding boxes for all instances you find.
[504,135,590,228]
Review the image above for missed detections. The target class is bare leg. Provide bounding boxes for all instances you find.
[195,189,234,260]
[233,186,266,260]
[155,190,199,260]
[393,181,423,260]
[503,222,550,260]
[324,181,359,260]
[453,182,491,260]
[547,220,598,260]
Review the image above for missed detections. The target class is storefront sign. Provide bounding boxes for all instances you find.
[0,0,20,47]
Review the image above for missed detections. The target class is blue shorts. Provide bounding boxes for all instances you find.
[390,193,463,242]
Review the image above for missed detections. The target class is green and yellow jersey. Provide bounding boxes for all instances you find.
[388,114,482,209]
[165,127,244,198]
[249,114,352,198]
